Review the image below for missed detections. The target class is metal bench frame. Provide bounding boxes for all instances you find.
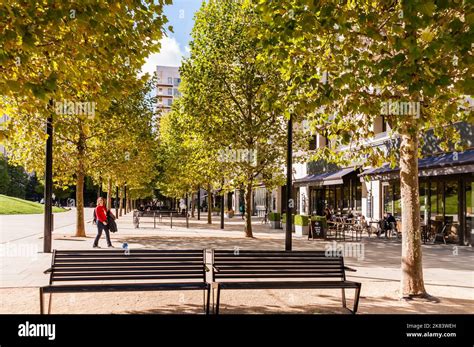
[40,249,210,314]
[211,250,361,314]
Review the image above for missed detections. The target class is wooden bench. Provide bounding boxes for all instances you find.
[211,250,361,314]
[40,249,210,314]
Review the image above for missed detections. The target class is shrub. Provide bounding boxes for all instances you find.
[268,212,280,221]
[281,213,295,223]
[295,215,309,226]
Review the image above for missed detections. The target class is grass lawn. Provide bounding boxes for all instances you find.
[0,194,67,215]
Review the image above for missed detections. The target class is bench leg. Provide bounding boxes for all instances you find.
[202,289,206,312]
[352,285,361,314]
[215,285,221,315]
[48,293,53,314]
[341,288,347,308]
[206,287,211,315]
[39,288,44,315]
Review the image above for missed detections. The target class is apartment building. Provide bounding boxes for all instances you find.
[156,65,181,115]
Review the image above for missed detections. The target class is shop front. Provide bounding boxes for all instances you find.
[294,167,362,216]
[362,149,474,245]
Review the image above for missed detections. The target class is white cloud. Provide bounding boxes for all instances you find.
[140,37,187,76]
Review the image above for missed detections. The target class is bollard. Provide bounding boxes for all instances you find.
[170,212,173,229]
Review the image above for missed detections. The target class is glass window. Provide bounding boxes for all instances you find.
[173,88,180,96]
[444,181,458,223]
[383,182,399,217]
[173,78,181,86]
[254,187,267,208]
[343,184,350,210]
[167,99,173,106]
[355,181,362,212]
[326,188,335,212]
[309,135,317,150]
[419,181,429,225]
[383,184,392,214]
[466,181,473,245]
[168,88,173,95]
[167,77,173,84]
[393,182,401,217]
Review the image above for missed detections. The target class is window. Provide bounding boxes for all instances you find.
[173,78,181,86]
[383,182,401,218]
[167,99,173,106]
[168,88,172,95]
[173,88,180,96]
[158,88,162,94]
[309,135,317,150]
[167,77,173,84]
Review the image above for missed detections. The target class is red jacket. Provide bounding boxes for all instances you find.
[95,205,108,223]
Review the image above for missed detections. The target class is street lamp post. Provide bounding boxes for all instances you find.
[43,113,53,253]
[185,193,189,228]
[197,188,201,221]
[115,186,119,218]
[220,192,224,229]
[285,115,293,251]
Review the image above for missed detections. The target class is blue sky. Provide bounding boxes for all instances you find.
[141,0,202,74]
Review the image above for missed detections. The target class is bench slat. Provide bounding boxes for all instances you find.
[52,274,205,281]
[56,250,202,254]
[51,262,203,268]
[54,258,203,263]
[54,265,202,273]
[213,274,344,279]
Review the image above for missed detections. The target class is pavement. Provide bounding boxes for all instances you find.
[0,210,473,314]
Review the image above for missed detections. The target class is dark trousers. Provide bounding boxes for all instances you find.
[93,221,112,247]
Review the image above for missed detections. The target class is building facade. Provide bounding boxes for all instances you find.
[287,119,474,246]
[156,65,181,115]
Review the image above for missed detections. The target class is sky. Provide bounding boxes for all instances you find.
[141,0,202,75]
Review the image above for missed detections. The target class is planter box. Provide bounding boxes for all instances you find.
[295,224,309,237]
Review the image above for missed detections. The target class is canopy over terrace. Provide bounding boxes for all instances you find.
[359,149,474,180]
[359,149,474,246]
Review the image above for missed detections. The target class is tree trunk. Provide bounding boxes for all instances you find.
[75,170,86,237]
[207,184,212,224]
[191,192,195,218]
[106,178,112,209]
[244,182,253,237]
[400,127,427,297]
[75,130,86,237]
[119,186,123,217]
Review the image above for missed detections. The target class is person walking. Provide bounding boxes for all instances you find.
[93,197,113,248]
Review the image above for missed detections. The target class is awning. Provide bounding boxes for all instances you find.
[359,149,474,180]
[294,167,356,187]
[322,167,357,185]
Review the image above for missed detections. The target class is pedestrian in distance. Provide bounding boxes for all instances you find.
[93,197,114,248]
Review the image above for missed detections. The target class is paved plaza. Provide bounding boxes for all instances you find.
[0,210,472,314]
